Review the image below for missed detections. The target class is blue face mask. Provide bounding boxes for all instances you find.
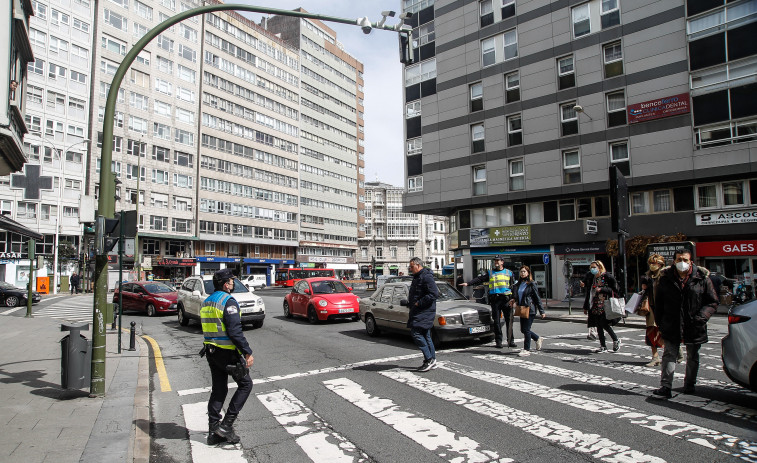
[590,268,599,275]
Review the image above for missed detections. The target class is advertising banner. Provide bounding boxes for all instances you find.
[696,240,757,257]
[696,208,757,225]
[628,93,690,124]
[470,226,531,247]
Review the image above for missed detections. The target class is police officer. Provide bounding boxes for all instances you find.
[461,255,516,348]
[201,268,254,444]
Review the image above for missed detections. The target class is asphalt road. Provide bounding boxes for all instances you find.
[29,290,757,462]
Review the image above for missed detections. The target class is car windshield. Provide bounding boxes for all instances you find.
[435,282,467,301]
[311,280,349,294]
[0,282,19,290]
[202,279,248,294]
[142,283,174,294]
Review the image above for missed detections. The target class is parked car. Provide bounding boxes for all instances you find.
[242,274,267,291]
[177,275,265,328]
[359,281,495,347]
[0,281,41,307]
[112,281,177,316]
[722,299,757,391]
[283,277,360,323]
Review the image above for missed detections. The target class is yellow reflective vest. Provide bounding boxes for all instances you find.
[201,291,237,351]
[487,269,513,295]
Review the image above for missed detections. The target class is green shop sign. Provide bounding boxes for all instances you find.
[470,226,531,247]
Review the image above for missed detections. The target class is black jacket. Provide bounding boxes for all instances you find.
[406,267,439,330]
[653,265,718,345]
[582,272,620,310]
[511,280,545,316]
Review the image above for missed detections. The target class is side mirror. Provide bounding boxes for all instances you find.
[348,287,353,292]
[192,290,201,297]
[400,299,409,306]
[304,289,311,295]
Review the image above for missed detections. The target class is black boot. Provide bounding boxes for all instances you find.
[207,421,225,444]
[215,413,240,444]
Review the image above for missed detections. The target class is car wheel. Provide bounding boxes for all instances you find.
[147,303,156,317]
[251,320,264,329]
[431,329,442,349]
[178,307,189,326]
[307,306,320,324]
[5,296,19,307]
[283,301,293,319]
[365,314,380,337]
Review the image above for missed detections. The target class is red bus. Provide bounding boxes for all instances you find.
[274,268,336,287]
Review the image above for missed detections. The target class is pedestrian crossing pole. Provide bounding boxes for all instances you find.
[25,239,35,318]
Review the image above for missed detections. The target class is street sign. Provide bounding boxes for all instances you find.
[543,253,550,264]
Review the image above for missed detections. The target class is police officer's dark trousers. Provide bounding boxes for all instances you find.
[207,348,252,423]
[490,294,513,346]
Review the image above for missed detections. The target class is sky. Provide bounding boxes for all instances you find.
[237,0,407,187]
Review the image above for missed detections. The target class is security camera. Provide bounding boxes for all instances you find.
[399,12,413,20]
[381,10,396,17]
[357,17,372,34]
[378,10,396,28]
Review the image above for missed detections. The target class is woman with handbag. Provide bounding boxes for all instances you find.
[510,265,546,357]
[640,254,665,366]
[583,260,621,353]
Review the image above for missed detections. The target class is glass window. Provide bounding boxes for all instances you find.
[603,41,623,77]
[406,101,421,118]
[561,102,578,136]
[470,82,483,112]
[697,184,718,208]
[563,150,581,184]
[471,124,485,153]
[572,3,591,37]
[482,37,496,67]
[606,91,627,127]
[480,0,494,27]
[632,192,649,214]
[473,165,487,196]
[505,72,520,103]
[509,158,524,191]
[653,190,672,212]
[558,55,575,89]
[610,141,630,176]
[722,181,745,206]
[507,114,522,146]
[503,29,518,60]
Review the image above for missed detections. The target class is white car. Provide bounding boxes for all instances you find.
[242,274,267,290]
[177,275,265,328]
[722,300,757,391]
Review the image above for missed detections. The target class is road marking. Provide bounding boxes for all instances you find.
[0,307,25,315]
[381,369,666,463]
[324,377,512,463]
[182,401,245,463]
[257,389,370,462]
[440,361,757,461]
[142,335,171,392]
[550,340,725,366]
[475,354,757,423]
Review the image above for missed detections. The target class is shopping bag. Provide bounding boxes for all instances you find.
[604,297,625,320]
[515,305,530,318]
[624,292,642,314]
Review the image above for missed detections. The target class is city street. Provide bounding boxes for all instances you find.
[18,289,757,463]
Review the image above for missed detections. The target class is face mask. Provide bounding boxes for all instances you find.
[675,261,690,273]
[649,264,660,272]
[590,268,599,275]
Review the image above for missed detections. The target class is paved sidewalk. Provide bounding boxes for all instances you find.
[0,312,149,463]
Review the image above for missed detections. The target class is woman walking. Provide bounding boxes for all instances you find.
[583,261,621,353]
[640,254,665,366]
[510,265,546,357]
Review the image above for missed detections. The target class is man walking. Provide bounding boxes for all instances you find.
[70,272,79,295]
[652,248,718,398]
[406,257,440,372]
[461,255,516,348]
[201,268,254,443]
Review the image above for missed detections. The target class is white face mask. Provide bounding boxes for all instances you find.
[675,261,690,273]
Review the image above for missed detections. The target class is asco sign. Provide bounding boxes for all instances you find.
[628,93,690,124]
[696,240,757,257]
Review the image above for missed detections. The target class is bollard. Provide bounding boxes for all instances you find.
[129,321,136,351]
[112,306,117,330]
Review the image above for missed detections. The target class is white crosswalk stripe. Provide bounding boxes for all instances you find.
[33,296,93,324]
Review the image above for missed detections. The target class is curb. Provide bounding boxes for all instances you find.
[133,334,150,463]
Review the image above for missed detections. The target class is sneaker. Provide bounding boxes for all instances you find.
[507,342,518,348]
[681,384,696,394]
[587,334,597,341]
[652,386,672,399]
[535,338,543,351]
[428,358,438,370]
[518,350,531,357]
[596,346,608,353]
[612,340,621,352]
[645,356,661,367]
[495,343,503,348]
[417,359,434,372]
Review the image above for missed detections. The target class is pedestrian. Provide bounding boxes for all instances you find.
[405,257,440,372]
[652,248,718,399]
[583,260,621,353]
[640,254,665,367]
[579,270,598,340]
[70,272,80,295]
[201,268,254,444]
[509,265,545,356]
[709,271,724,304]
[460,255,516,348]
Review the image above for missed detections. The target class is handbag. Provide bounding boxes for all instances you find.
[624,292,643,314]
[515,305,530,318]
[645,326,664,348]
[637,297,651,316]
[604,296,625,320]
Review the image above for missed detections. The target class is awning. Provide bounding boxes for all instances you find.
[0,214,42,240]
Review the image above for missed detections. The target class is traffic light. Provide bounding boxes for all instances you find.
[83,223,95,234]
[609,164,628,233]
[104,237,119,253]
[399,31,413,65]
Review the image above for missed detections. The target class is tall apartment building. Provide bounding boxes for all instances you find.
[402,0,757,297]
[0,0,92,291]
[266,12,364,278]
[358,180,449,278]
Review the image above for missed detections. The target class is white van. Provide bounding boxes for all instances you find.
[242,274,267,290]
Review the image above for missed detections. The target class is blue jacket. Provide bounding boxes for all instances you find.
[406,267,439,330]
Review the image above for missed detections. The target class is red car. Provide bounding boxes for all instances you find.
[113,281,178,316]
[283,277,360,323]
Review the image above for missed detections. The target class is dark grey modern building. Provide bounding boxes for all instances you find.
[401,0,757,297]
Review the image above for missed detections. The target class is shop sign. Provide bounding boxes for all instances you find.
[554,242,605,254]
[646,241,695,264]
[563,254,595,265]
[696,208,757,225]
[627,92,690,124]
[154,257,196,267]
[470,226,531,247]
[0,252,23,259]
[307,256,348,264]
[696,240,757,257]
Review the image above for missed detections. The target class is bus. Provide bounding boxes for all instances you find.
[274,268,336,287]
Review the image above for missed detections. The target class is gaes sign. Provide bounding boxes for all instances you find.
[696,240,757,257]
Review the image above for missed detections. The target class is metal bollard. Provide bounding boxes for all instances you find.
[112,307,117,330]
[129,321,136,351]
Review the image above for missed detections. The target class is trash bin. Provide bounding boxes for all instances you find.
[60,323,91,389]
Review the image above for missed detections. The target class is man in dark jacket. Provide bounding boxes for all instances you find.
[406,257,440,372]
[652,248,718,398]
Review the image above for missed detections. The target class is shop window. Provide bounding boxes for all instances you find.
[471,124,485,153]
[563,150,581,184]
[470,82,483,112]
[610,141,630,176]
[505,72,520,103]
[558,55,575,90]
[473,165,487,196]
[603,41,623,78]
[509,158,524,191]
[607,91,627,127]
[507,114,522,146]
[561,102,578,136]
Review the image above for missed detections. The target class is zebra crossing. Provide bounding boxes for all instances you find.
[30,294,93,324]
[175,329,757,463]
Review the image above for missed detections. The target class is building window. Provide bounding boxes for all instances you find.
[205,242,215,255]
[375,247,383,258]
[563,150,581,184]
[607,91,627,127]
[558,55,575,89]
[470,82,483,112]
[502,0,515,19]
[473,165,487,196]
[507,114,522,146]
[603,41,623,77]
[504,29,518,60]
[17,202,37,219]
[505,72,520,103]
[509,158,524,191]
[480,0,494,27]
[573,0,620,38]
[572,3,591,37]
[391,247,398,258]
[601,0,620,29]
[632,192,649,214]
[471,124,485,153]
[723,181,745,206]
[482,37,496,67]
[407,137,422,155]
[697,184,718,208]
[653,190,672,212]
[404,58,436,86]
[408,176,423,192]
[406,101,421,118]
[561,102,578,135]
[610,141,630,176]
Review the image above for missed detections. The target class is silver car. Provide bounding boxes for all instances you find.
[359,281,494,347]
[721,300,757,391]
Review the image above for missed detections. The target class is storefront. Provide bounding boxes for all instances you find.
[554,242,609,298]
[243,258,295,286]
[296,256,358,279]
[152,257,196,287]
[197,257,241,276]
[697,239,756,290]
[460,245,552,299]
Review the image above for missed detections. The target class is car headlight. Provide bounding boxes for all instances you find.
[155,297,170,303]
[318,299,328,307]
[438,314,462,326]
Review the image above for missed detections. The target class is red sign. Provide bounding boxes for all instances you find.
[154,257,196,267]
[627,93,690,124]
[696,240,757,257]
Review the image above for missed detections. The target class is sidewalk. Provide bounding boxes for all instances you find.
[0,313,149,463]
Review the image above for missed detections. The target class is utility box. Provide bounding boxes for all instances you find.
[60,323,91,389]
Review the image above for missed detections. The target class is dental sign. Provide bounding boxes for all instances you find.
[627,93,690,124]
[696,208,757,225]
[696,240,757,257]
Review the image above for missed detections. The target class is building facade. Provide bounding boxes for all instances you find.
[402,0,757,297]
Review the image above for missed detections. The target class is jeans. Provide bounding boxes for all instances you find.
[490,294,514,345]
[519,313,539,351]
[597,316,618,347]
[207,348,253,424]
[660,339,701,389]
[410,327,436,361]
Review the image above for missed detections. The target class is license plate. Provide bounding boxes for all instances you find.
[469,325,489,334]
[339,308,354,313]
